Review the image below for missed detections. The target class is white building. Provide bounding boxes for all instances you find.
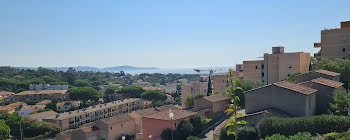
[18,105,45,117]
[29,84,68,91]
[56,101,81,111]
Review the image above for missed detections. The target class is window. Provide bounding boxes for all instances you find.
[288,64,292,69]
[175,123,177,128]
[341,35,347,40]
[255,66,258,69]
[120,124,123,127]
[288,73,291,77]
[110,126,112,130]
[261,64,264,69]
[343,48,346,52]
[261,72,264,77]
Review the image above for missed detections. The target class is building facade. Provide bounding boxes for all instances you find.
[314,21,350,60]
[194,94,230,114]
[29,84,68,91]
[10,90,68,101]
[43,98,143,130]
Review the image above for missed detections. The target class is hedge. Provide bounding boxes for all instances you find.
[220,125,259,140]
[258,115,350,138]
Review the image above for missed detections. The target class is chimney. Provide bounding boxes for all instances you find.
[272,46,284,54]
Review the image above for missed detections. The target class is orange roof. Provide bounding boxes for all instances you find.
[6,102,27,108]
[27,111,58,120]
[0,91,14,96]
[315,70,340,77]
[0,106,15,111]
[143,108,196,121]
[201,94,229,102]
[16,90,67,95]
[20,105,45,111]
[100,114,134,125]
[273,81,318,95]
[311,78,344,88]
[36,100,51,105]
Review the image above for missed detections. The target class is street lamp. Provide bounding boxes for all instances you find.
[148,135,152,140]
[122,136,126,140]
[169,110,174,140]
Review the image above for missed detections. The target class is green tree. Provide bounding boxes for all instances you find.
[73,79,91,87]
[141,90,167,106]
[186,93,203,107]
[187,136,202,140]
[105,86,119,95]
[207,74,213,96]
[329,88,350,116]
[284,72,301,83]
[68,87,100,105]
[225,68,247,140]
[177,120,194,140]
[120,86,145,98]
[190,115,206,135]
[0,120,10,140]
[161,128,175,140]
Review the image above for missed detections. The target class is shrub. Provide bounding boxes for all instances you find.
[264,134,288,140]
[258,115,350,138]
[220,125,258,140]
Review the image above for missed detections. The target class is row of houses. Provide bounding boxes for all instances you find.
[6,90,68,102]
[52,105,197,140]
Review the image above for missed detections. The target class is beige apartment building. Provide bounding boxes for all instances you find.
[43,98,143,130]
[10,90,68,101]
[314,21,350,59]
[181,77,208,107]
[238,47,310,84]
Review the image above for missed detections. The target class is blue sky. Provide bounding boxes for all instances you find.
[1,0,350,68]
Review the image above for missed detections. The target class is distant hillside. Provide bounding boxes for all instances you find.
[18,66,159,72]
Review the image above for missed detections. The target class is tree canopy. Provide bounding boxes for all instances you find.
[329,88,350,116]
[186,93,203,107]
[105,86,119,95]
[141,90,167,106]
[120,86,145,98]
[68,87,100,103]
[0,120,10,140]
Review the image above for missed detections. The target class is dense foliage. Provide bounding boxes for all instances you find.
[264,132,314,140]
[329,88,350,116]
[141,90,167,106]
[324,129,350,140]
[119,86,145,98]
[312,58,350,89]
[0,120,10,140]
[68,87,100,104]
[0,113,60,139]
[258,115,350,138]
[219,125,258,140]
[186,93,203,107]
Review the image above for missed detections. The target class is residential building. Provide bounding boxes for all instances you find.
[296,70,340,83]
[43,98,143,130]
[29,84,68,91]
[0,91,13,102]
[56,125,100,140]
[94,114,136,140]
[194,94,230,114]
[6,102,27,109]
[181,77,209,107]
[56,101,81,111]
[314,21,350,60]
[36,100,51,105]
[298,77,343,114]
[0,66,19,73]
[27,110,58,121]
[142,107,197,140]
[10,90,68,101]
[237,47,310,84]
[18,105,45,117]
[245,81,317,117]
[0,106,15,114]
[212,74,228,93]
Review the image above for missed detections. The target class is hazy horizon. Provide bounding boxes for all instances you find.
[1,0,350,68]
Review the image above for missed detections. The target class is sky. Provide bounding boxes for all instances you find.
[1,0,350,69]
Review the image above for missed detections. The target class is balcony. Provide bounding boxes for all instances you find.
[314,42,321,48]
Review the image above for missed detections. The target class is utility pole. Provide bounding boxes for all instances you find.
[20,121,23,140]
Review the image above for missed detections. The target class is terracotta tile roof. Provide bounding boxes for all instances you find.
[315,70,340,77]
[100,114,134,125]
[0,91,14,96]
[0,106,15,111]
[130,105,179,119]
[143,108,196,121]
[36,100,51,105]
[243,108,293,118]
[273,81,317,95]
[16,90,67,95]
[27,111,58,120]
[201,94,229,102]
[311,77,344,88]
[20,105,45,111]
[6,102,27,108]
